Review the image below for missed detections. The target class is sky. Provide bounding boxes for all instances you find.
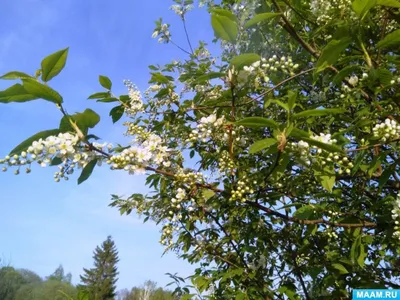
[0,0,218,291]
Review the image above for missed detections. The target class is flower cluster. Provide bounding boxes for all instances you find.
[372,118,400,142]
[170,3,194,17]
[108,133,171,174]
[288,133,353,174]
[230,176,255,203]
[152,23,171,43]
[144,86,179,109]
[392,193,400,240]
[187,113,225,143]
[237,55,299,86]
[310,0,356,25]
[175,169,205,186]
[217,150,235,174]
[124,80,144,115]
[325,225,339,241]
[0,133,109,182]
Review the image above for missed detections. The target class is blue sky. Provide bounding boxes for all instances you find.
[0,0,217,291]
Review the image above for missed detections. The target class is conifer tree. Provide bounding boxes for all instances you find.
[80,236,119,300]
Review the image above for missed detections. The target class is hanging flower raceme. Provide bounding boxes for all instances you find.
[123,79,144,115]
[0,133,111,181]
[107,130,172,174]
[187,113,226,143]
[310,0,356,25]
[237,55,299,87]
[392,193,400,240]
[288,133,353,175]
[372,118,400,142]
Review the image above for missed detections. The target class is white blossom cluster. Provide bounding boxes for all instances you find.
[237,56,299,87]
[288,133,353,174]
[295,253,310,266]
[339,74,371,98]
[392,193,400,240]
[152,23,171,43]
[372,118,400,142]
[144,86,179,109]
[170,3,194,17]
[107,133,171,174]
[230,176,255,203]
[123,80,144,115]
[325,225,339,241]
[0,133,110,182]
[160,186,198,247]
[217,150,235,174]
[310,0,356,25]
[175,169,206,186]
[187,113,226,143]
[390,76,400,85]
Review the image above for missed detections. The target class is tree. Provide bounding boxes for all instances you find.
[0,266,26,300]
[80,236,120,300]
[18,268,42,285]
[2,0,400,298]
[46,264,72,283]
[117,281,177,300]
[15,280,77,300]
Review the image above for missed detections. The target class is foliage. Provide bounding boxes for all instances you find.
[2,0,400,298]
[79,235,120,300]
[117,280,177,300]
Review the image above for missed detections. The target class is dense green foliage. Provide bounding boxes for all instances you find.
[2,0,400,298]
[79,236,120,300]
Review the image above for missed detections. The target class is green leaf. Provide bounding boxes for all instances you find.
[293,108,346,119]
[357,243,367,268]
[333,65,361,84]
[378,165,393,190]
[0,71,32,80]
[377,68,393,85]
[40,48,69,82]
[202,189,215,201]
[273,100,289,111]
[88,92,110,99]
[96,97,119,103]
[9,129,60,155]
[99,75,112,90]
[294,205,315,220]
[316,38,352,73]
[77,159,98,184]
[319,175,336,192]
[287,91,297,110]
[195,72,225,83]
[0,84,39,103]
[22,78,63,104]
[299,137,343,153]
[352,150,366,175]
[211,14,238,42]
[352,0,377,19]
[249,138,277,154]
[210,8,237,22]
[59,109,100,135]
[235,117,278,129]
[351,235,361,264]
[289,128,310,138]
[244,12,281,28]
[231,53,260,69]
[110,105,124,123]
[332,263,349,274]
[377,0,400,7]
[377,29,400,49]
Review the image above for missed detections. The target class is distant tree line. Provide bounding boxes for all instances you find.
[1,236,177,300]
